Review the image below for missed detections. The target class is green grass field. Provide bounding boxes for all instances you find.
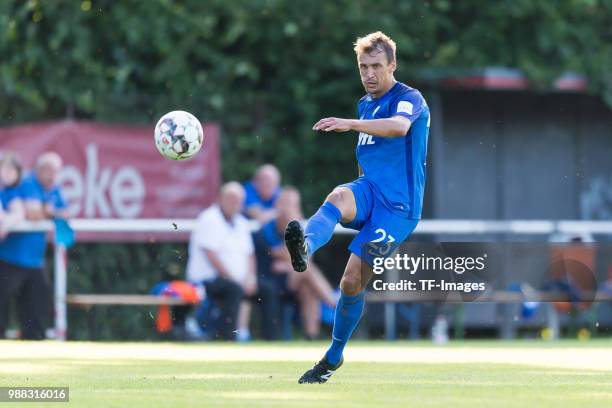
[1,340,611,407]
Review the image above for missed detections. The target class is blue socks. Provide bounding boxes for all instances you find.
[325,290,365,365]
[305,201,342,256]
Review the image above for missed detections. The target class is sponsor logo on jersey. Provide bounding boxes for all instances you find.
[358,132,376,146]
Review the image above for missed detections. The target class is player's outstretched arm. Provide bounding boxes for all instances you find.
[313,116,410,137]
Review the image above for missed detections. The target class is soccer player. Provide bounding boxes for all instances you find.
[284,31,430,383]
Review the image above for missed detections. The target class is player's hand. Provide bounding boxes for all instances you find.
[313,117,353,132]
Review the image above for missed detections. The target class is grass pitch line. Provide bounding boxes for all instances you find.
[0,341,610,371]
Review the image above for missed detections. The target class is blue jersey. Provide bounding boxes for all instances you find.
[243,181,280,216]
[0,173,67,269]
[356,81,430,219]
[260,219,283,250]
[0,184,21,209]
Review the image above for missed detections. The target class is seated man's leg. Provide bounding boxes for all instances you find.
[296,282,322,339]
[170,305,192,337]
[204,277,243,341]
[236,301,251,341]
[303,262,336,306]
[255,277,283,340]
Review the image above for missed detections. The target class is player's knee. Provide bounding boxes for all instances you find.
[325,189,345,208]
[325,188,353,216]
[340,273,362,296]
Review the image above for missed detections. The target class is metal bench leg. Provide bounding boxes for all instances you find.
[384,302,396,340]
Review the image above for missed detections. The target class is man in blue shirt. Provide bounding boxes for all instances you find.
[243,164,281,223]
[0,152,68,340]
[284,31,430,383]
[22,152,69,222]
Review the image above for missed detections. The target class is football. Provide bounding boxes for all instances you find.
[154,110,204,160]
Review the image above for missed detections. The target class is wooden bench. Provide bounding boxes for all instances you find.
[66,294,189,306]
[65,294,191,340]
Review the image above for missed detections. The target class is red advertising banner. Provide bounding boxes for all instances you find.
[0,120,220,240]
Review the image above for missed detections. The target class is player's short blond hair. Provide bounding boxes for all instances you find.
[354,31,396,64]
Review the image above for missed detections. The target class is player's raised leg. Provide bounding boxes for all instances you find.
[284,187,356,272]
[298,253,372,383]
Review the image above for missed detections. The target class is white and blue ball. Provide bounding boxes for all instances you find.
[154,110,204,160]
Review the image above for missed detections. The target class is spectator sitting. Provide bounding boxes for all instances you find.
[259,186,337,339]
[0,154,47,340]
[186,182,257,341]
[243,164,281,224]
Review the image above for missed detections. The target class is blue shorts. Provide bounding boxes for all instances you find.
[339,178,418,265]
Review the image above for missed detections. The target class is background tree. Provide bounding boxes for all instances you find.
[1,0,611,209]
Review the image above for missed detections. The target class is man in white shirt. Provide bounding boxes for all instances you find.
[186,182,257,340]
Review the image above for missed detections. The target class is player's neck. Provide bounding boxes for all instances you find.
[371,79,397,99]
